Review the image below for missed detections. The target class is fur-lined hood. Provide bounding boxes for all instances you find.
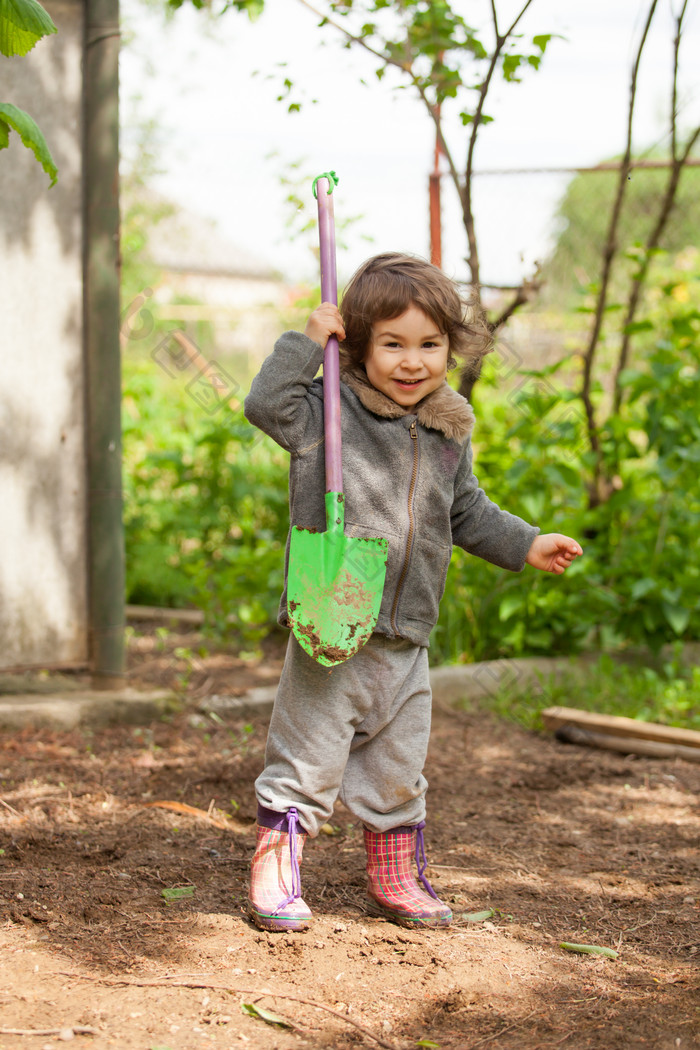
[339,358,475,443]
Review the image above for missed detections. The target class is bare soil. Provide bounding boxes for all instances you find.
[1,627,699,1050]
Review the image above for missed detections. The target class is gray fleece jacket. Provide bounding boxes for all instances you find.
[244,330,539,648]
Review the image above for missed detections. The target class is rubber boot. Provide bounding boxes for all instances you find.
[248,805,312,932]
[364,821,452,928]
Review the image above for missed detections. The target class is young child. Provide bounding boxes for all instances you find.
[243,252,582,933]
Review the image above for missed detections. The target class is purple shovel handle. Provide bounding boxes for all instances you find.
[316,178,343,495]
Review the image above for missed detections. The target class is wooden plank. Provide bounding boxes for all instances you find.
[541,706,700,750]
[553,724,700,764]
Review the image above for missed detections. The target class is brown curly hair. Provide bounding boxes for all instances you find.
[339,252,490,369]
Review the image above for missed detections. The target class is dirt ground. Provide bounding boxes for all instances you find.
[1,626,699,1050]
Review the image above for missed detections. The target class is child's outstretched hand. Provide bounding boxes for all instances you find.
[525,534,583,575]
[304,303,346,349]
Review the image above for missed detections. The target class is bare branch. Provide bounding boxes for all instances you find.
[612,127,700,412]
[464,0,536,289]
[671,0,689,158]
[489,0,499,37]
[54,974,397,1050]
[295,0,400,70]
[294,0,465,228]
[612,0,696,413]
[457,269,541,400]
[490,273,542,331]
[579,0,659,501]
[0,1028,98,1037]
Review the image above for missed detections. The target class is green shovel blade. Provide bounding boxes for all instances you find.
[287,493,388,667]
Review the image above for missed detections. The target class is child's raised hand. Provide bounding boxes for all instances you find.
[304,303,346,349]
[525,534,583,575]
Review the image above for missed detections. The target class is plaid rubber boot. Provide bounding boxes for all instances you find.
[248,805,312,932]
[364,822,452,928]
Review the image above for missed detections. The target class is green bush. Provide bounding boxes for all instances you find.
[123,353,289,643]
[431,250,700,663]
[468,649,700,735]
[542,159,700,305]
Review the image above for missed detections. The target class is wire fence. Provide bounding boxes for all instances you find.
[437,158,700,302]
[428,157,700,375]
[124,157,700,406]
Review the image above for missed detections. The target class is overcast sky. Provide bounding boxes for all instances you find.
[120,0,700,286]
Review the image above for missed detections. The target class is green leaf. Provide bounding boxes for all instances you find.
[0,103,58,185]
[161,885,195,902]
[0,0,57,56]
[662,603,690,635]
[498,595,522,622]
[560,941,618,960]
[519,492,546,521]
[630,578,657,601]
[502,53,523,81]
[463,908,495,922]
[222,0,263,18]
[416,1041,441,1048]
[460,110,493,126]
[623,320,653,335]
[239,0,263,19]
[241,1003,294,1028]
[617,367,645,388]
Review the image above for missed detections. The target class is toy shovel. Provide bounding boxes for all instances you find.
[287,173,388,667]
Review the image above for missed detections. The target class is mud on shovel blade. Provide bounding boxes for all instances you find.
[287,173,388,667]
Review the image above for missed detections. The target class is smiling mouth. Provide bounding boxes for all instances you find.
[394,378,424,386]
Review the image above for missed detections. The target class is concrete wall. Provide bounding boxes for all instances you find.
[0,0,88,668]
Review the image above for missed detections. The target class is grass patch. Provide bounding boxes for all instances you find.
[465,651,700,734]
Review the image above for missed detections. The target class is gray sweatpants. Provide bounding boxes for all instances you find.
[255,633,432,837]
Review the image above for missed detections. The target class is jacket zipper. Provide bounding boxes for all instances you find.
[390,420,419,633]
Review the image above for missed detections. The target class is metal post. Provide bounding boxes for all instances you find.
[83,0,125,687]
[429,117,443,268]
[429,171,442,269]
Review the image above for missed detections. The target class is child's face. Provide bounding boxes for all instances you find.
[364,305,449,407]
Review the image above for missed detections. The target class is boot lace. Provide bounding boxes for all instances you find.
[414,821,440,900]
[276,807,302,911]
